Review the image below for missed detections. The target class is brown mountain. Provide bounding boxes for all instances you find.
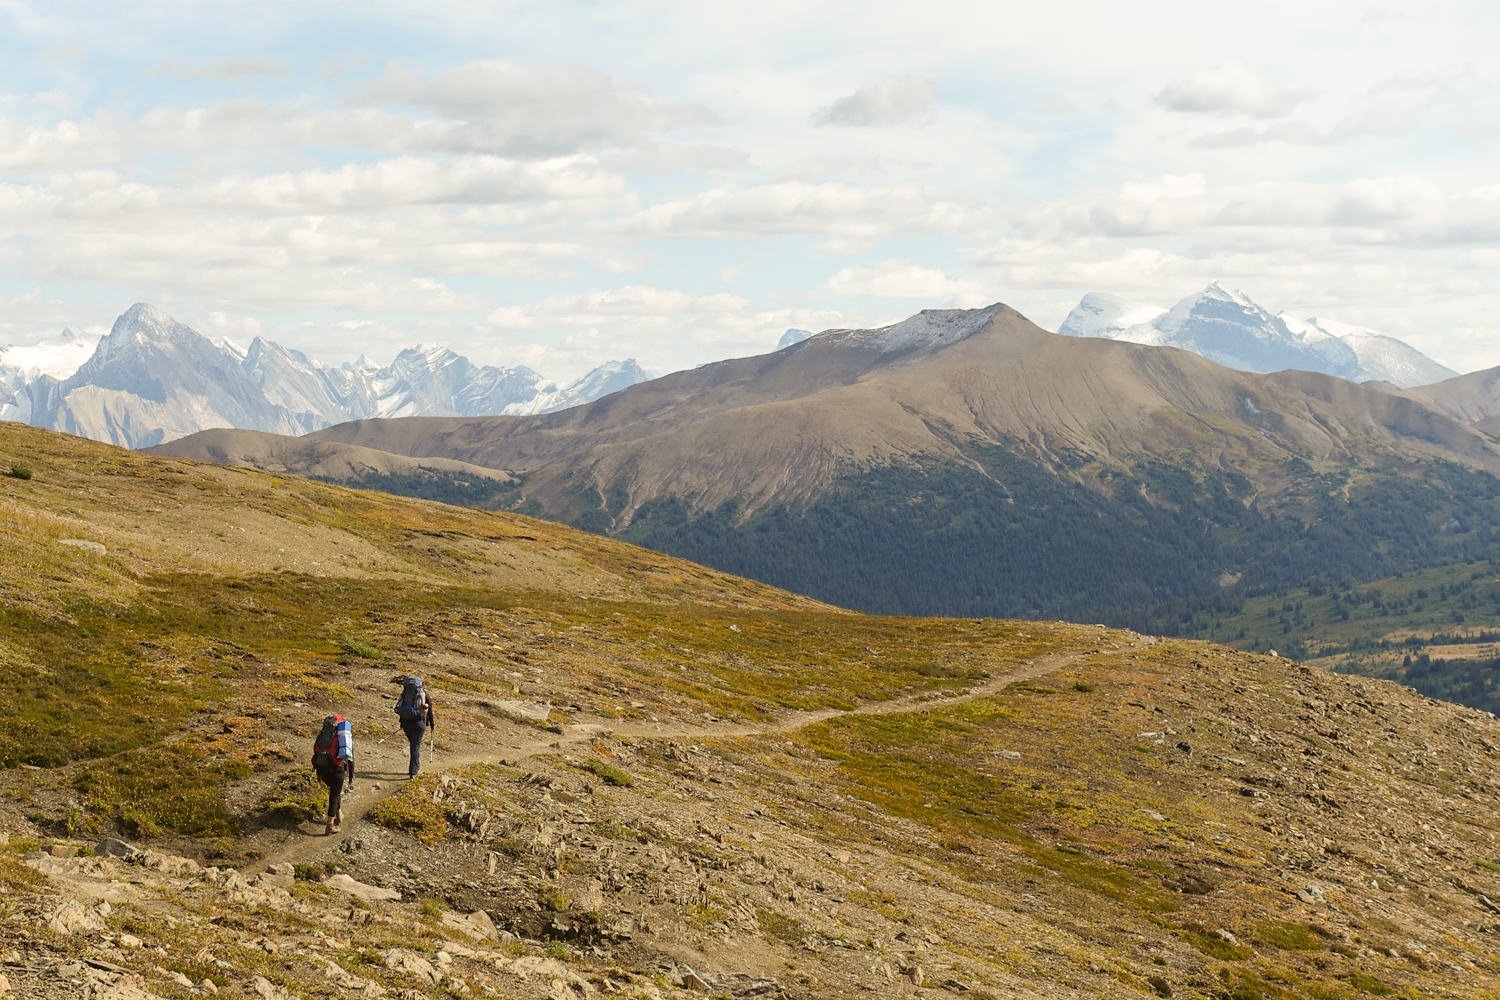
[1406,364,1500,425]
[159,304,1500,522]
[153,305,1500,643]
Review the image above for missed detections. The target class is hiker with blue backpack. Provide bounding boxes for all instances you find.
[395,675,435,778]
[311,714,355,835]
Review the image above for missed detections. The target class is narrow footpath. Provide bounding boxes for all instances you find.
[249,638,1154,874]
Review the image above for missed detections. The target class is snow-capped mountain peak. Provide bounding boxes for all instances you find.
[500,359,654,416]
[1059,285,1453,388]
[1281,314,1457,387]
[778,329,812,350]
[826,304,1007,355]
[2,304,656,447]
[0,328,102,382]
[1058,293,1166,339]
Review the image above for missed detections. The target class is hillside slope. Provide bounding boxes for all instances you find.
[3,423,1499,999]
[163,304,1500,516]
[157,305,1500,637]
[1408,365,1500,424]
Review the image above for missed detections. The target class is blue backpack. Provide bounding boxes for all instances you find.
[396,676,425,721]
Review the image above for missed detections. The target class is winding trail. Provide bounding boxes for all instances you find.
[248,636,1155,873]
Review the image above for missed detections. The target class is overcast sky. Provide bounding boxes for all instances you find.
[3,1,1498,378]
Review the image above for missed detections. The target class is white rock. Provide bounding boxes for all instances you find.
[383,948,442,985]
[46,899,104,935]
[324,873,400,902]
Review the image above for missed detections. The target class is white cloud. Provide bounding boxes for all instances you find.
[483,285,846,377]
[622,181,975,240]
[359,59,715,156]
[1155,61,1307,118]
[811,77,938,128]
[152,58,288,79]
[3,2,1500,375]
[202,154,630,213]
[825,261,990,305]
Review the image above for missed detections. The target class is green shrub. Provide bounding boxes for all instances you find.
[259,769,326,826]
[368,777,449,843]
[6,465,32,480]
[1251,920,1326,952]
[580,757,634,787]
[337,636,384,659]
[0,856,46,893]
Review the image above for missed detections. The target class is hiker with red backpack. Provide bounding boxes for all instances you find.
[395,675,435,778]
[311,714,355,835]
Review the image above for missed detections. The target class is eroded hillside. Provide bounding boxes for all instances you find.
[1,423,1498,999]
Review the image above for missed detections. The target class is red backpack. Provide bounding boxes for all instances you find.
[312,714,343,771]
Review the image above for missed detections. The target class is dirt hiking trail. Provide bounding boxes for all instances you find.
[249,638,1155,874]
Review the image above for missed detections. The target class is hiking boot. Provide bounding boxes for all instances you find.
[335,808,343,829]
[324,817,335,836]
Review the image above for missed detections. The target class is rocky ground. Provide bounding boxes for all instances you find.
[2,423,1498,998]
[3,630,1498,999]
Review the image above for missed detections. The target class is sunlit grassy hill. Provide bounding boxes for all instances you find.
[1,423,1498,999]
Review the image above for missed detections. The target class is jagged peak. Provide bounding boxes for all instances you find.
[824,302,1009,355]
[778,328,813,350]
[107,303,195,346]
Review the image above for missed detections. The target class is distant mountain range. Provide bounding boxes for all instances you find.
[159,302,1500,652]
[1059,282,1456,387]
[0,304,653,448]
[0,289,1472,450]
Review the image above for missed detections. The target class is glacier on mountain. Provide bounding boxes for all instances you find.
[1060,283,1454,388]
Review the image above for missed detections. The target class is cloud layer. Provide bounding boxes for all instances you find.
[2,2,1499,377]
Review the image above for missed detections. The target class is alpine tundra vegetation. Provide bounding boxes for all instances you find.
[1,422,1497,998]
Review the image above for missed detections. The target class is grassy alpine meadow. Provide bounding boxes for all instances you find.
[0,423,1496,999]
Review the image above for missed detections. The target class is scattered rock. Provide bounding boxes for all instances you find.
[46,899,106,935]
[1297,884,1326,904]
[139,849,199,877]
[251,976,294,1000]
[46,843,79,859]
[1215,928,1238,945]
[675,964,710,991]
[492,699,553,723]
[383,948,442,985]
[439,909,499,942]
[324,873,401,902]
[254,869,295,891]
[97,837,142,862]
[59,538,106,555]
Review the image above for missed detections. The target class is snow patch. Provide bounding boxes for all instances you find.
[825,304,1006,355]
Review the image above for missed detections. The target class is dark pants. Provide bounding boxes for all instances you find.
[317,765,344,819]
[401,720,426,776]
